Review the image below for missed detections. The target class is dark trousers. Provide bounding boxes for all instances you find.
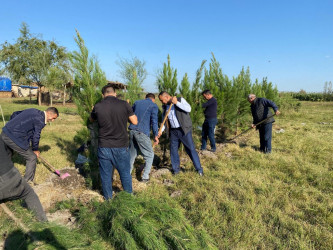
[170,128,203,174]
[1,132,37,182]
[0,167,47,221]
[201,118,217,151]
[258,123,272,153]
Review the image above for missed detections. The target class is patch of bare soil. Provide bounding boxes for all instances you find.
[46,209,77,229]
[51,169,85,190]
[33,167,103,213]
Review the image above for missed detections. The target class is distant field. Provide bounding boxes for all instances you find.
[0,97,332,249]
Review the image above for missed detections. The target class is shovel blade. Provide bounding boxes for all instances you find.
[60,173,71,179]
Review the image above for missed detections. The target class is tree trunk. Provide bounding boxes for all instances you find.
[29,88,32,104]
[63,85,66,106]
[50,92,53,106]
[38,86,42,106]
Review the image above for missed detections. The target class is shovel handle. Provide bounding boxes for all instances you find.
[158,103,173,135]
[153,103,174,148]
[39,155,59,175]
[229,114,276,141]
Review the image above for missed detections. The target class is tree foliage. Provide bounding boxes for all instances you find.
[0,22,69,105]
[156,55,178,95]
[70,30,106,125]
[117,55,147,104]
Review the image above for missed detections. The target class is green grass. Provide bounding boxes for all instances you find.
[0,97,332,249]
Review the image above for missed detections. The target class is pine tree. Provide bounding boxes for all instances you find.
[117,55,147,104]
[179,73,191,101]
[70,30,106,125]
[156,55,178,95]
[190,60,206,129]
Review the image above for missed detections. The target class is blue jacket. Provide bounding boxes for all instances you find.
[2,109,46,151]
[129,98,158,137]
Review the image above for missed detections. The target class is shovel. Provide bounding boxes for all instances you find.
[153,103,174,148]
[39,155,70,179]
[228,114,276,142]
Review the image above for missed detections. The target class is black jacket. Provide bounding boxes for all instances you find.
[251,98,278,126]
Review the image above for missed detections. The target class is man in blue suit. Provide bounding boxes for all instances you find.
[1,107,58,182]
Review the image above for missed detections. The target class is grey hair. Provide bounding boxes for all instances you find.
[248,94,256,99]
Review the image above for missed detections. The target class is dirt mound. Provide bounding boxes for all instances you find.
[51,168,85,190]
[33,168,103,211]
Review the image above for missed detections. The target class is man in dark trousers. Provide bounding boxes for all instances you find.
[90,85,138,200]
[129,93,159,183]
[248,94,280,153]
[158,91,204,176]
[1,107,59,182]
[0,137,47,221]
[201,90,218,152]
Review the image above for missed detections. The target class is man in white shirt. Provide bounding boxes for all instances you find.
[158,91,203,176]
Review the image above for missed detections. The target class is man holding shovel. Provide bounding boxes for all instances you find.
[248,94,280,154]
[129,93,159,183]
[158,91,204,176]
[1,107,59,182]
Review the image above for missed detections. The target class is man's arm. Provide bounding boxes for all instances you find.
[129,115,138,125]
[202,98,214,108]
[10,111,23,120]
[31,120,44,155]
[173,97,191,112]
[263,99,278,112]
[151,105,159,137]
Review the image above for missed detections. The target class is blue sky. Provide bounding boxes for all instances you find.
[1,0,332,92]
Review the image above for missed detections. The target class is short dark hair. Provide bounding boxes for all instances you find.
[158,91,169,97]
[202,89,211,95]
[46,107,59,117]
[145,93,155,99]
[102,84,115,95]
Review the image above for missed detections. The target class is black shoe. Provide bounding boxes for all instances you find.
[198,172,204,177]
[210,148,216,152]
[140,179,149,183]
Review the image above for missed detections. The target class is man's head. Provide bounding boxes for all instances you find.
[146,93,156,103]
[102,85,116,97]
[202,89,213,100]
[158,91,171,104]
[247,94,256,104]
[45,107,59,122]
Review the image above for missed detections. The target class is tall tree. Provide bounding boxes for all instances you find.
[117,55,147,104]
[190,60,206,129]
[45,66,72,106]
[179,73,191,101]
[70,30,106,125]
[156,54,178,95]
[0,22,69,105]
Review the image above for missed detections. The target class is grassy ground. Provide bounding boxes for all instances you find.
[0,98,332,249]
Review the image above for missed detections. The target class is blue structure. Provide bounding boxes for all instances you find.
[0,77,12,92]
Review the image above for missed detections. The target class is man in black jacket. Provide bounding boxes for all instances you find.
[248,94,280,153]
[201,90,218,152]
[158,91,203,176]
[0,137,47,221]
